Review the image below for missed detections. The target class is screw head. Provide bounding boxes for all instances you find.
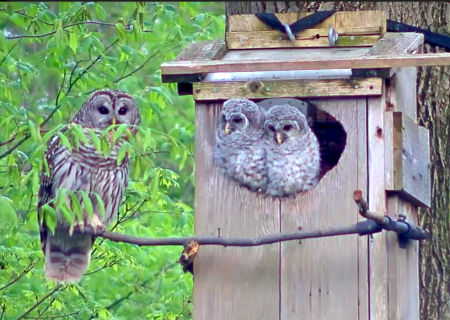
[354,85,359,89]
[265,87,270,92]
[239,38,244,43]
[277,36,282,41]
[351,36,355,40]
[212,88,218,93]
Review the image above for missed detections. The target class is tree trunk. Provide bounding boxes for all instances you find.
[225,2,450,320]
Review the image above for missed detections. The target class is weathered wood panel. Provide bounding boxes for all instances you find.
[193,102,280,320]
[367,85,388,320]
[280,98,368,320]
[386,195,420,320]
[384,112,431,207]
[193,78,382,100]
[160,52,450,75]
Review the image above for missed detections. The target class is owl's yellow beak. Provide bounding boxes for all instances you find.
[111,117,116,126]
[224,121,231,135]
[276,132,283,145]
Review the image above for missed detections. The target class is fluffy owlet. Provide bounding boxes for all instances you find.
[213,98,268,193]
[263,105,321,197]
[37,89,141,282]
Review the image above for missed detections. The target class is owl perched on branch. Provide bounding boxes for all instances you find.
[263,105,321,198]
[213,98,268,193]
[37,89,141,283]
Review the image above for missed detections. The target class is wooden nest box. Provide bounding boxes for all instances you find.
[161,11,443,320]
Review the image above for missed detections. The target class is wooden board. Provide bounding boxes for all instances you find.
[192,78,382,100]
[353,33,424,78]
[280,98,368,320]
[228,11,386,34]
[160,52,450,75]
[367,86,388,320]
[226,31,380,49]
[193,102,280,320]
[161,39,227,86]
[386,195,420,320]
[385,112,431,207]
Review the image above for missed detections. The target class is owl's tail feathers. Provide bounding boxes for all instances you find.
[44,230,93,283]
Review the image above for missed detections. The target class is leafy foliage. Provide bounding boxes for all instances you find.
[0,2,225,319]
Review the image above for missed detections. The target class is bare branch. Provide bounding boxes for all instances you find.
[15,285,63,320]
[96,222,381,247]
[5,21,153,40]
[0,260,38,291]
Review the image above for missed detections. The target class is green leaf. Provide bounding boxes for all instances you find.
[131,20,142,44]
[60,205,74,226]
[57,131,73,152]
[80,191,94,218]
[88,129,102,153]
[56,188,68,211]
[93,193,106,220]
[95,4,107,21]
[0,197,18,226]
[113,123,128,142]
[72,124,90,144]
[116,143,128,165]
[69,25,79,53]
[42,204,57,234]
[115,23,127,44]
[0,31,9,53]
[27,120,40,142]
[70,192,83,222]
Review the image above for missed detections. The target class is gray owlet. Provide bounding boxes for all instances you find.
[213,98,268,193]
[263,105,321,197]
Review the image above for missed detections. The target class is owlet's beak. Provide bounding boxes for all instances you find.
[111,117,116,126]
[276,132,283,145]
[224,121,232,135]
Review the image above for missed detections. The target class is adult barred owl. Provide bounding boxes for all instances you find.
[213,98,268,193]
[263,105,321,197]
[37,89,141,282]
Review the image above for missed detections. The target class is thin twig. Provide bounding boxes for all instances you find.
[0,260,38,291]
[5,21,153,40]
[15,285,63,320]
[23,312,79,319]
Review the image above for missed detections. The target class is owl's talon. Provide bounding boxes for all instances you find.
[85,214,105,235]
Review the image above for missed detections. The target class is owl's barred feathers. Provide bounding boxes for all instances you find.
[213,99,268,193]
[38,89,140,283]
[214,99,321,198]
[263,105,321,197]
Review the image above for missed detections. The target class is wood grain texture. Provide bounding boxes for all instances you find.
[160,52,450,75]
[386,112,431,207]
[356,98,369,320]
[193,78,382,100]
[386,195,420,320]
[227,11,385,33]
[280,98,368,320]
[367,33,424,77]
[193,102,280,320]
[367,84,388,320]
[226,32,379,49]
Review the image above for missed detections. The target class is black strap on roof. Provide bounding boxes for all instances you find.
[387,20,450,50]
[255,11,335,36]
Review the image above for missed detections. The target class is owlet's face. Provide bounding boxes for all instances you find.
[264,105,308,146]
[73,89,141,130]
[218,98,264,137]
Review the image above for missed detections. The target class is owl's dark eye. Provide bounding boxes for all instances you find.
[118,107,128,115]
[283,124,293,131]
[232,116,243,124]
[268,125,276,132]
[98,106,109,115]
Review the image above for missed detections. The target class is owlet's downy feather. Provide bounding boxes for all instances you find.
[37,89,141,283]
[213,98,268,193]
[263,105,321,197]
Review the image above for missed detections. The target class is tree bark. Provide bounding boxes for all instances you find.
[225,2,450,320]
